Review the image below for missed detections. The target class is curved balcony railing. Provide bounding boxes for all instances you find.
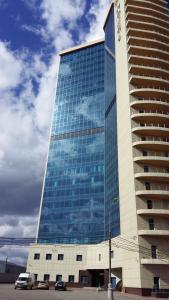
[126,0,169,14]
[141,0,168,5]
[128,55,169,71]
[128,45,169,62]
[135,172,169,183]
[129,65,169,81]
[135,163,169,172]
[130,100,169,112]
[128,36,169,53]
[138,230,169,236]
[134,156,169,167]
[126,12,169,30]
[133,141,169,153]
[130,76,169,91]
[126,5,169,22]
[127,29,169,45]
[126,20,169,37]
[130,88,169,101]
[136,190,169,201]
[137,209,169,217]
[132,126,169,138]
[131,113,169,126]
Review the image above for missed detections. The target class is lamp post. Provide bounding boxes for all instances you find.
[107,230,114,300]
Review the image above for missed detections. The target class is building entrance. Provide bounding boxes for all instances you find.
[89,270,105,287]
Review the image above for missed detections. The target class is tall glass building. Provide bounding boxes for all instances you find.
[104,5,120,238]
[37,41,106,244]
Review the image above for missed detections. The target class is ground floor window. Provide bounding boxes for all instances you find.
[81,276,88,284]
[34,274,38,281]
[68,275,75,283]
[44,274,50,281]
[76,255,82,261]
[56,274,62,282]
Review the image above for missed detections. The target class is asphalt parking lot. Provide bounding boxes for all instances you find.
[0,284,165,300]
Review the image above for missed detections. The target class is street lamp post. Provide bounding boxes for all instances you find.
[107,230,114,300]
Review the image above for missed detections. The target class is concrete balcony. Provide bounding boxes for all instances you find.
[128,45,169,63]
[128,36,169,54]
[133,141,169,153]
[130,100,169,113]
[128,55,169,71]
[130,76,169,92]
[127,29,169,46]
[135,172,169,183]
[134,156,169,168]
[126,5,169,23]
[126,12,169,31]
[129,65,169,81]
[133,140,169,153]
[126,0,169,15]
[132,126,169,138]
[131,113,169,126]
[138,230,169,236]
[126,20,169,38]
[137,209,169,217]
[130,87,169,101]
[141,258,169,265]
[136,190,169,200]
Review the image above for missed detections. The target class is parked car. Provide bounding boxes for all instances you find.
[55,281,67,291]
[37,281,49,290]
[14,273,35,290]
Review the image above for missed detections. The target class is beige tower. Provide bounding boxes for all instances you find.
[27,0,169,296]
[114,0,169,295]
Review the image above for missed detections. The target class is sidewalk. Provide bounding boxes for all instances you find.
[114,291,168,300]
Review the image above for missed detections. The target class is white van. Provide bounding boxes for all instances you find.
[14,273,35,289]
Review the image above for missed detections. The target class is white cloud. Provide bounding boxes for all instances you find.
[0,41,23,90]
[0,215,37,238]
[40,0,86,50]
[0,215,37,266]
[0,0,112,265]
[35,55,59,131]
[21,24,49,42]
[84,0,111,42]
[0,41,57,219]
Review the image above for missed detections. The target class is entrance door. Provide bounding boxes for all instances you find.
[154,277,160,290]
[111,277,116,289]
[92,271,100,287]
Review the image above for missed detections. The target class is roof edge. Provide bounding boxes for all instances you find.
[59,39,104,56]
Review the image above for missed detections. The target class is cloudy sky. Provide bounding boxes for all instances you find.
[0,0,111,266]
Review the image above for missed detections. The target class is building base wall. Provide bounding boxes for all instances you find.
[123,287,152,296]
[124,287,169,298]
[27,241,169,292]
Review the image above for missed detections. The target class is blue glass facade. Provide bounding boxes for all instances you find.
[38,4,120,244]
[104,6,120,238]
[38,42,105,244]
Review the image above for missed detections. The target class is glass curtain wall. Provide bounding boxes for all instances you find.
[104,6,120,238]
[38,42,105,244]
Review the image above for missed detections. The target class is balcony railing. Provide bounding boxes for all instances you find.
[126,5,169,22]
[128,45,169,62]
[126,12,169,30]
[127,29,169,45]
[132,111,169,117]
[132,135,169,143]
[126,0,169,16]
[126,20,169,37]
[135,182,169,191]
